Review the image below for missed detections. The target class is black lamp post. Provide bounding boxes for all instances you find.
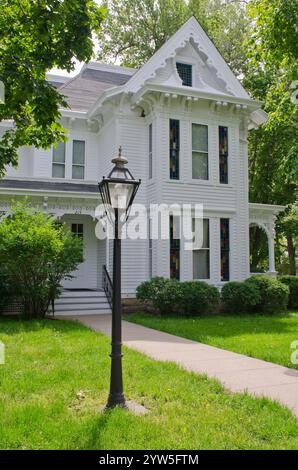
[98,147,140,409]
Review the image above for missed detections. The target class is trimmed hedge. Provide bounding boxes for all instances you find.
[136,277,220,315]
[136,277,171,305]
[221,281,261,313]
[245,275,289,314]
[279,276,298,309]
[178,281,220,315]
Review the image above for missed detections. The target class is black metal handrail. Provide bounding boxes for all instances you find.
[103,265,113,309]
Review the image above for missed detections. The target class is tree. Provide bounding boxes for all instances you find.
[244,0,298,272]
[97,0,248,75]
[97,0,189,68]
[0,0,105,176]
[276,206,298,275]
[0,204,83,319]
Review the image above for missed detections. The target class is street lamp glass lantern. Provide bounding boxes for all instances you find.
[99,147,141,214]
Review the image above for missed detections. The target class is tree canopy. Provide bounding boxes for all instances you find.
[0,0,105,176]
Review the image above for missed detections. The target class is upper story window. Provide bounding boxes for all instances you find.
[176,62,192,87]
[192,124,208,180]
[169,119,180,180]
[52,142,65,178]
[219,126,228,184]
[149,123,153,180]
[72,140,85,180]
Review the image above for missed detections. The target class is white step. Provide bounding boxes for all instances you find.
[55,309,109,316]
[51,289,111,315]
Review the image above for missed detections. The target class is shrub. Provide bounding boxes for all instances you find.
[279,276,298,309]
[221,281,261,313]
[0,271,13,314]
[136,278,220,315]
[154,279,183,314]
[0,203,83,319]
[136,277,171,304]
[178,281,220,315]
[245,275,289,314]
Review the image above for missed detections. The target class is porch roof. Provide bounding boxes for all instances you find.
[0,178,99,196]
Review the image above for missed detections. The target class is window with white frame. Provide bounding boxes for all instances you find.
[71,223,84,240]
[192,124,208,180]
[193,219,210,279]
[72,140,85,179]
[52,142,66,178]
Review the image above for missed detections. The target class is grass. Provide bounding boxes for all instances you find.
[128,311,298,370]
[0,318,298,450]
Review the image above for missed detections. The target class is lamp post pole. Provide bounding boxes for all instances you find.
[107,207,126,408]
[98,148,140,410]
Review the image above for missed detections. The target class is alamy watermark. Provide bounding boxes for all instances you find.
[95,203,205,250]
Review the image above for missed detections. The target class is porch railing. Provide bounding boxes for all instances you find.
[103,265,113,309]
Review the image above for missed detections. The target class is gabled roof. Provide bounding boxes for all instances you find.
[125,16,250,99]
[59,63,136,112]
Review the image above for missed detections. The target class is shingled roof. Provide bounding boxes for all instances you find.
[59,63,137,112]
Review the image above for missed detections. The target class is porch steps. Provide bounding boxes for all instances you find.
[53,290,112,316]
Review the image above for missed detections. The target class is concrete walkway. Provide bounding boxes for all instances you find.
[65,314,298,417]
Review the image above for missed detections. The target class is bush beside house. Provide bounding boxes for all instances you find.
[137,275,292,316]
[279,276,298,309]
[245,275,289,314]
[221,281,261,314]
[0,204,83,319]
[137,277,219,315]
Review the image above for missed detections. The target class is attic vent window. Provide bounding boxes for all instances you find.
[176,62,192,87]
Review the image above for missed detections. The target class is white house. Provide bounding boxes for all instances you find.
[0,17,284,315]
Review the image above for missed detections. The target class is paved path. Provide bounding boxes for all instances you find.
[64,314,298,417]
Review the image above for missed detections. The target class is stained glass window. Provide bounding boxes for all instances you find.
[170,215,180,280]
[219,126,228,184]
[176,63,192,87]
[149,124,153,179]
[169,119,180,180]
[220,218,230,281]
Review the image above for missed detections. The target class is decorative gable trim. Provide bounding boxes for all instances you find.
[125,17,249,99]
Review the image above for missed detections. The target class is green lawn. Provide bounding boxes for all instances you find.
[0,318,298,450]
[128,312,298,370]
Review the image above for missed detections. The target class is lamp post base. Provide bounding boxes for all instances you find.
[105,393,127,410]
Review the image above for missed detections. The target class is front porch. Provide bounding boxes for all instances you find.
[249,203,285,277]
[0,178,112,315]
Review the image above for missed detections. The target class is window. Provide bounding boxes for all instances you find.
[72,140,85,179]
[169,119,180,179]
[52,142,65,178]
[193,219,210,279]
[192,124,208,180]
[170,215,180,280]
[176,62,192,87]
[219,126,228,184]
[220,218,230,281]
[148,218,153,278]
[71,223,84,240]
[149,124,153,179]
